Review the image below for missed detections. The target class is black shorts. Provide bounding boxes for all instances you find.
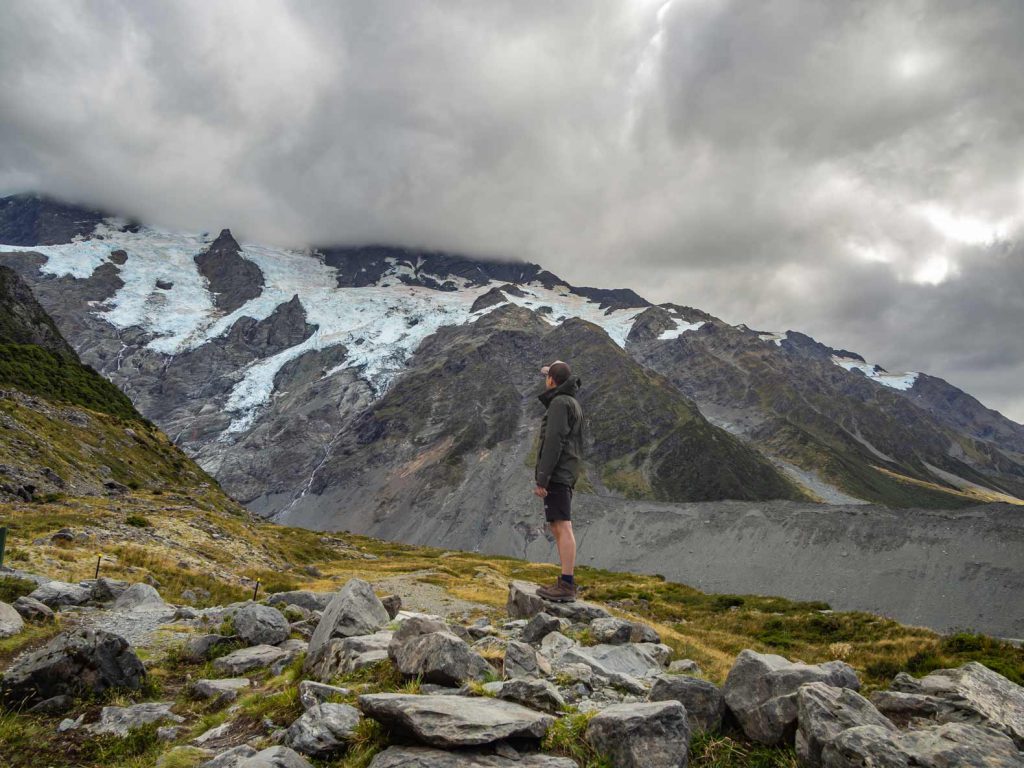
[543,481,573,523]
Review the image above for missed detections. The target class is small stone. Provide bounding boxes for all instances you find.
[89,701,184,736]
[298,680,351,710]
[12,595,54,622]
[498,678,566,714]
[192,678,252,704]
[213,644,289,676]
[0,601,25,638]
[522,613,562,645]
[284,702,360,757]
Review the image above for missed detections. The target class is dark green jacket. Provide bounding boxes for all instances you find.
[535,376,584,488]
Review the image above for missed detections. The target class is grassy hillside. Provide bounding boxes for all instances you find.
[1,493,1021,767]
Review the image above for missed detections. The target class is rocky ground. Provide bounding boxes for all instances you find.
[1,569,1023,767]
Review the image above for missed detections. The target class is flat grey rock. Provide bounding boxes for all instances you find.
[504,639,550,680]
[522,612,562,645]
[560,643,666,680]
[722,649,860,745]
[236,745,313,768]
[584,701,690,768]
[89,701,183,736]
[359,693,555,747]
[498,678,566,714]
[199,745,258,768]
[890,662,1024,748]
[284,702,360,757]
[213,644,289,675]
[822,722,1023,768]
[28,580,89,607]
[368,745,579,767]
[507,581,610,623]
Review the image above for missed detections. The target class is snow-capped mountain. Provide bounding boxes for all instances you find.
[2,193,1022,537]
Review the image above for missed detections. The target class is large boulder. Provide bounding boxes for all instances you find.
[233,603,290,646]
[112,583,169,612]
[27,580,89,608]
[368,746,578,767]
[822,722,1023,768]
[184,634,240,662]
[235,746,314,767]
[308,631,392,681]
[722,650,859,745]
[358,693,554,747]
[795,683,896,767]
[90,577,129,603]
[584,701,691,768]
[0,628,145,707]
[0,601,25,638]
[889,662,1024,748]
[267,591,333,612]
[284,702,360,758]
[649,675,726,733]
[304,579,389,673]
[507,581,611,622]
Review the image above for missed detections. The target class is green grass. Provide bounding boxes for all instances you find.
[690,731,798,768]
[125,514,151,528]
[541,710,611,768]
[0,342,141,421]
[0,575,35,602]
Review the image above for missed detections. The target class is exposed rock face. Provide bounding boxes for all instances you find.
[0,193,108,246]
[560,643,668,680]
[649,675,726,733]
[194,229,264,314]
[0,601,25,638]
[0,628,145,706]
[358,693,554,747]
[722,650,860,745]
[888,662,1024,748]
[795,683,896,767]
[367,745,578,767]
[822,722,1023,768]
[284,702,360,758]
[305,579,389,673]
[233,603,290,646]
[584,701,691,768]
[507,581,611,622]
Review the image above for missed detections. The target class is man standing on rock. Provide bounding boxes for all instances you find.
[533,360,584,602]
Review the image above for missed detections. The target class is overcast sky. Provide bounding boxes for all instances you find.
[2,0,1023,422]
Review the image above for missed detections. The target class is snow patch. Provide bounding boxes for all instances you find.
[658,320,705,340]
[758,331,788,346]
[831,355,919,391]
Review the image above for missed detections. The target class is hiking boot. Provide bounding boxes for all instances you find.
[537,578,577,602]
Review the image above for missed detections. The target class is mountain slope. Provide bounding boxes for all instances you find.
[0,265,234,507]
[1,192,1021,522]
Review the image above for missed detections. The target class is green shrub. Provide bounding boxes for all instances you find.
[0,576,36,603]
[125,514,151,528]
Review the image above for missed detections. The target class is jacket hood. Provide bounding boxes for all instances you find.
[538,375,582,408]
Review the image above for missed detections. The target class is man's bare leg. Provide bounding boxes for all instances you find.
[549,520,576,577]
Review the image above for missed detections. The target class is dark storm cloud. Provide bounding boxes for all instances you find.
[1,0,1022,421]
